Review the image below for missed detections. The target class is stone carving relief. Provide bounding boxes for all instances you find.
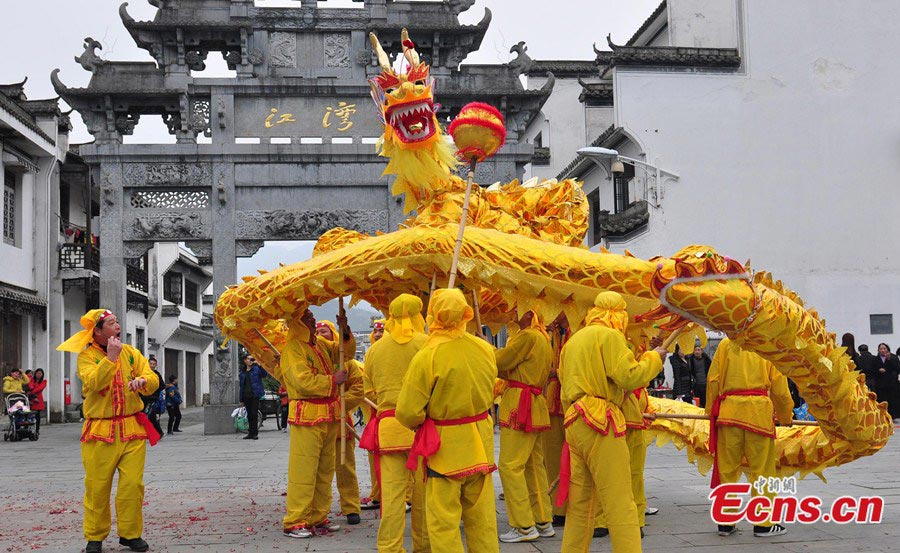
[236,240,265,258]
[508,41,534,75]
[355,47,373,67]
[186,241,212,263]
[324,33,351,68]
[163,113,182,134]
[216,168,227,205]
[185,49,208,72]
[223,50,241,70]
[115,114,140,136]
[123,163,212,187]
[130,213,207,239]
[247,49,264,65]
[269,32,297,68]
[75,37,106,72]
[123,241,154,258]
[190,99,212,137]
[236,209,389,239]
[448,0,477,14]
[216,97,227,129]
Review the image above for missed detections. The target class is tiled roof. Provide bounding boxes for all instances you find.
[0,92,55,145]
[626,1,667,46]
[556,125,622,180]
[610,45,740,68]
[578,81,613,105]
[525,60,598,77]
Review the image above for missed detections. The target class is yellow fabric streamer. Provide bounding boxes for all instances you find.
[425,289,474,347]
[385,294,426,345]
[527,311,550,341]
[57,309,111,353]
[583,291,629,333]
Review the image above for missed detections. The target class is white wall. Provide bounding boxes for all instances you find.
[610,0,900,346]
[523,75,588,180]
[0,171,37,289]
[668,0,739,48]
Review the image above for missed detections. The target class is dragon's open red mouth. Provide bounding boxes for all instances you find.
[385,100,436,143]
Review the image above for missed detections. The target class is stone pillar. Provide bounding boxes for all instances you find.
[204,161,238,434]
[98,162,128,330]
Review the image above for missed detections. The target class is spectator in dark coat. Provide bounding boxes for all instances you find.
[841,333,860,366]
[871,343,900,420]
[858,344,877,386]
[239,354,268,440]
[688,345,712,408]
[670,345,693,403]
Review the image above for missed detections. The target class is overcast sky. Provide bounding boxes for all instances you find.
[0,0,659,290]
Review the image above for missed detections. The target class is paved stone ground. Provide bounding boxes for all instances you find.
[2,407,897,552]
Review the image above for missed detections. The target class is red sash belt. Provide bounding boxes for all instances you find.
[293,395,339,422]
[405,411,490,472]
[88,412,160,446]
[358,409,397,502]
[709,388,768,488]
[507,380,543,432]
[555,441,571,507]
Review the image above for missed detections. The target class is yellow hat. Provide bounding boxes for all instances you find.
[425,289,474,347]
[385,294,425,344]
[57,309,114,353]
[583,291,628,333]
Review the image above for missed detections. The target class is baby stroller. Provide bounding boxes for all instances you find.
[4,393,38,442]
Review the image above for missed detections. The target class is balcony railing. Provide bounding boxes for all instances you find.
[126,263,149,294]
[59,243,100,273]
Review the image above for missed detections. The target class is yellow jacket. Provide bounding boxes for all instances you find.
[560,325,662,437]
[495,327,553,431]
[622,387,654,430]
[276,331,358,426]
[396,333,498,477]
[2,375,29,395]
[706,338,794,436]
[78,343,159,443]
[363,332,427,452]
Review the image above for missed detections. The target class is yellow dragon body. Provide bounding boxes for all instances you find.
[214,30,891,480]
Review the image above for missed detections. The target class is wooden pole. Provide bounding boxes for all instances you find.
[471,290,484,338]
[447,158,477,288]
[548,477,559,496]
[253,329,279,356]
[338,297,347,463]
[345,422,362,442]
[644,412,818,426]
[364,397,378,411]
[660,326,686,351]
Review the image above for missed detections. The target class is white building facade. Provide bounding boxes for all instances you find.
[526,0,900,349]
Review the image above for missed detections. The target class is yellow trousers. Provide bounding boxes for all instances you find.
[596,428,648,529]
[284,422,339,530]
[425,473,498,553]
[334,434,361,515]
[717,425,776,527]
[367,450,382,501]
[82,438,146,541]
[542,415,566,516]
[560,419,641,553]
[377,453,429,553]
[499,427,552,528]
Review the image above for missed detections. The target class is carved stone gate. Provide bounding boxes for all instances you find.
[54,0,552,433]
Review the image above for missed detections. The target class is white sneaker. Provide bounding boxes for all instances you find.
[536,522,556,537]
[284,526,312,538]
[645,506,659,515]
[754,524,787,537]
[499,527,540,543]
[315,520,340,533]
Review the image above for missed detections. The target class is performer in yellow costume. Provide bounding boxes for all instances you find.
[558,292,666,553]
[58,309,160,553]
[543,314,568,526]
[361,320,386,511]
[360,294,430,552]
[273,309,358,538]
[706,338,794,537]
[396,289,499,553]
[316,320,365,526]
[496,311,555,542]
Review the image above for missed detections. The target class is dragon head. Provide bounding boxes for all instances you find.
[369,29,440,150]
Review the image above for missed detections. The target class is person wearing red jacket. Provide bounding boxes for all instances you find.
[28,368,47,436]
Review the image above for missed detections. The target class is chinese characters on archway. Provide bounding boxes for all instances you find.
[264,101,357,131]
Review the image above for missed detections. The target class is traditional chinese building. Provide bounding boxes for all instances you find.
[51,0,552,432]
[523,0,900,350]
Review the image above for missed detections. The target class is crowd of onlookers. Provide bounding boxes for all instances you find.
[2,367,46,435]
[842,333,900,422]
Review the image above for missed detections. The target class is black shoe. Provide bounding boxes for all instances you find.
[552,514,566,527]
[360,499,380,511]
[593,527,609,538]
[119,537,149,552]
[167,431,174,435]
[718,525,737,536]
[641,528,645,538]
[243,434,256,440]
[753,524,787,537]
[173,429,183,433]
[347,513,361,525]
[85,541,102,553]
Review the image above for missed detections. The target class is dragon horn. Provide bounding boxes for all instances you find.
[369,32,392,72]
[400,28,420,66]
